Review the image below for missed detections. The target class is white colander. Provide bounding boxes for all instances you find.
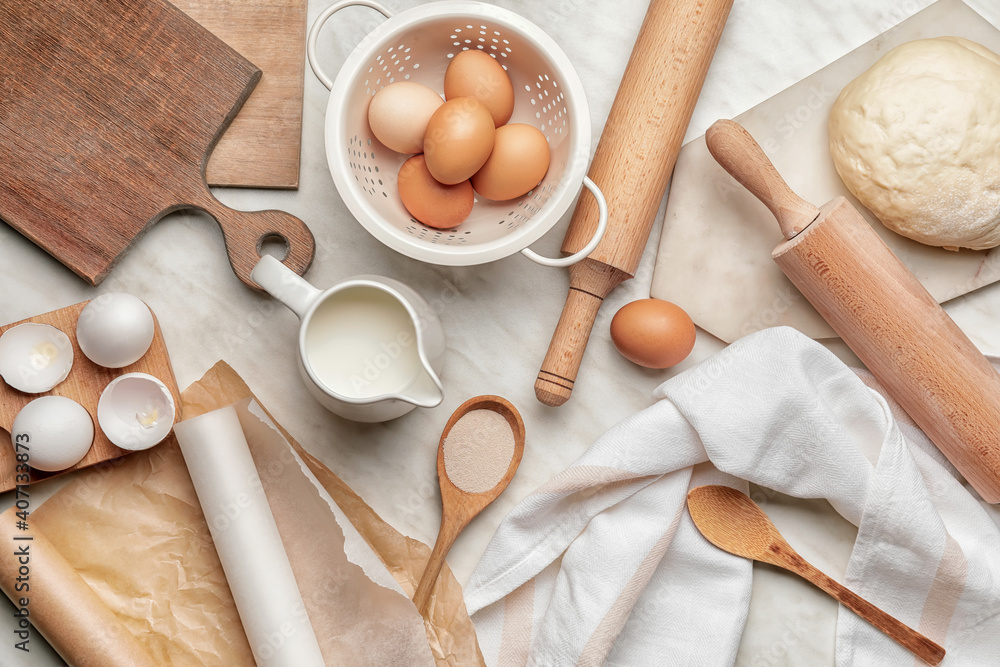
[307,0,607,267]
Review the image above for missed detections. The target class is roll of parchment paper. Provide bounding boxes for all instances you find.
[0,508,157,666]
[174,406,325,667]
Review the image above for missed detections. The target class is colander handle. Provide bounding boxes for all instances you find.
[521,177,608,268]
[307,0,394,90]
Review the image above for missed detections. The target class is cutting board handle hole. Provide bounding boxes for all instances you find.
[258,233,290,261]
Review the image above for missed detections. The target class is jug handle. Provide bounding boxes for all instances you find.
[307,0,394,90]
[521,177,609,268]
[251,255,323,319]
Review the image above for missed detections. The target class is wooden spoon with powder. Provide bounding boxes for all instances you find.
[412,395,525,615]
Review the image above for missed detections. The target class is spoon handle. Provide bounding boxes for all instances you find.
[795,560,945,665]
[412,512,466,615]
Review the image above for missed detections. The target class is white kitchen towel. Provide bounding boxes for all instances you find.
[464,326,1000,666]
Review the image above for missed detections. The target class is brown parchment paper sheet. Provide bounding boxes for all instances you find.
[0,360,483,666]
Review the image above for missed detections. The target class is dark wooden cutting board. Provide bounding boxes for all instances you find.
[0,0,314,288]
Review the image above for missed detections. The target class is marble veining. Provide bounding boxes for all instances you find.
[2,1,998,665]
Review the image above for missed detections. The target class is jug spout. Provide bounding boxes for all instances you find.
[403,365,444,409]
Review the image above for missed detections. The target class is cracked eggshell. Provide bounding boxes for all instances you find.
[12,396,94,471]
[0,323,74,393]
[76,293,155,368]
[98,373,176,451]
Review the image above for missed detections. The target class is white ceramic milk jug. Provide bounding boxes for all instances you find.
[251,255,445,422]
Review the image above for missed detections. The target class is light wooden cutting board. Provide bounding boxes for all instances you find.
[178,0,307,189]
[651,0,1000,342]
[0,300,181,492]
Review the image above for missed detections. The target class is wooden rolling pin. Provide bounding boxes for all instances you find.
[534,0,733,406]
[706,119,1000,504]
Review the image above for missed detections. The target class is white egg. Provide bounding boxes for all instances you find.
[76,293,155,368]
[0,323,74,393]
[97,373,176,451]
[12,396,94,471]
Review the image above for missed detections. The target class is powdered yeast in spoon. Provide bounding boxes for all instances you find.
[443,409,515,494]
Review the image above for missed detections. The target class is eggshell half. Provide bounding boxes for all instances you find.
[12,395,94,471]
[76,293,154,369]
[0,323,73,393]
[97,373,176,451]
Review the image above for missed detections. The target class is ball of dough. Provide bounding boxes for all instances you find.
[828,37,1000,250]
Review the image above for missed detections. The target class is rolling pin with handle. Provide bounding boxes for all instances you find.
[534,0,734,407]
[706,119,1000,503]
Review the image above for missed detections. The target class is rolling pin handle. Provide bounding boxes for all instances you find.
[535,260,626,406]
[705,119,820,239]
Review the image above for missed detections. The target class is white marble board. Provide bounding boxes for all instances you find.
[651,0,1000,343]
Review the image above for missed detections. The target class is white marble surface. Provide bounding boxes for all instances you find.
[2,0,1000,665]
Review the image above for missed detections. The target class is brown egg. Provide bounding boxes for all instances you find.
[444,49,515,127]
[423,96,496,184]
[610,299,696,369]
[367,82,444,154]
[471,124,550,201]
[397,155,474,229]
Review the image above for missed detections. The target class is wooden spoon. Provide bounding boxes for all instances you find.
[686,485,945,666]
[412,395,526,616]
